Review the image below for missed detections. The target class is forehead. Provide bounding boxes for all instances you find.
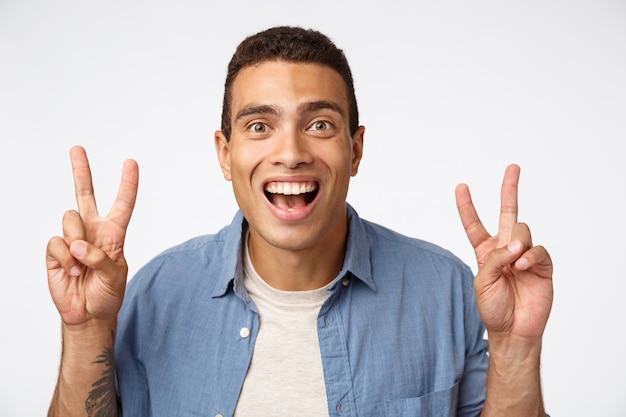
[230,61,349,114]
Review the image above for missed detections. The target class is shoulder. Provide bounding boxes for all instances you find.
[126,217,243,298]
[141,231,229,274]
[347,216,475,302]
[153,231,229,262]
[362,218,470,272]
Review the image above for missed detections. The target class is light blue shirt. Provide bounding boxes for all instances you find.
[116,204,488,416]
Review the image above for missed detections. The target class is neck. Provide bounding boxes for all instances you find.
[247,224,347,292]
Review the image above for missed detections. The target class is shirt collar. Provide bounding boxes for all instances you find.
[211,211,246,298]
[339,204,376,291]
[211,204,376,297]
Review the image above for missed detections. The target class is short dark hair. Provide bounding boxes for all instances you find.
[220,26,359,140]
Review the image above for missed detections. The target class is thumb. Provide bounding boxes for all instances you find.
[475,240,524,291]
[70,240,127,288]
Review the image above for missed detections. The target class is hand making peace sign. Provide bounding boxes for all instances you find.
[455,164,553,343]
[46,146,139,328]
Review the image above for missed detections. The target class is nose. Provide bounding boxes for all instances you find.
[270,130,313,169]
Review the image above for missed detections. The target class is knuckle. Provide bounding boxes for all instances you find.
[62,210,79,221]
[47,235,61,247]
[514,222,530,233]
[47,236,67,254]
[46,238,74,267]
[534,245,551,258]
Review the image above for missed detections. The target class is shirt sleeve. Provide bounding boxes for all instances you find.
[456,265,489,417]
[115,271,153,416]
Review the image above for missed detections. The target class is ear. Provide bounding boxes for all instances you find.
[214,130,232,181]
[350,125,365,177]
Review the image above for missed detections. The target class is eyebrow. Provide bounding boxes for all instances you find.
[298,100,346,119]
[234,104,281,124]
[233,101,346,124]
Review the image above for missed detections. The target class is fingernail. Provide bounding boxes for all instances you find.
[507,240,523,252]
[71,241,87,258]
[70,266,82,276]
[516,258,529,269]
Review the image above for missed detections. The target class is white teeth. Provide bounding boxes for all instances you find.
[265,182,317,195]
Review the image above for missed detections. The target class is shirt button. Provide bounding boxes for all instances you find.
[215,414,224,417]
[341,278,350,287]
[239,327,250,338]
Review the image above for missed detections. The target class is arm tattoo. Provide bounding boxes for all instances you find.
[85,331,119,417]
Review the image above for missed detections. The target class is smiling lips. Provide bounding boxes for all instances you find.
[264,181,318,210]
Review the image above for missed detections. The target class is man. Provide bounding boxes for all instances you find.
[46,26,553,416]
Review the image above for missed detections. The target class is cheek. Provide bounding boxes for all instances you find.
[325,148,355,176]
[228,147,266,185]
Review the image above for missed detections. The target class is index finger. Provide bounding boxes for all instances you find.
[498,164,520,234]
[70,146,98,217]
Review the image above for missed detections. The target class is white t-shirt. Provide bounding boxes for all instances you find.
[233,233,330,417]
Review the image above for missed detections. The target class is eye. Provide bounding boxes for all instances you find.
[308,120,333,131]
[248,122,270,134]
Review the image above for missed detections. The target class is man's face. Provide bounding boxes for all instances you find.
[215,61,364,255]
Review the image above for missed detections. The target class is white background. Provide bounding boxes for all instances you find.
[1,0,625,415]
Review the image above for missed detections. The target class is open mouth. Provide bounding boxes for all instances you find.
[264,181,319,210]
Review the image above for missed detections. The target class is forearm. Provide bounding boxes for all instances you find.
[480,336,545,417]
[48,320,119,417]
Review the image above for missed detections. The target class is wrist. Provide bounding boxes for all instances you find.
[53,319,119,417]
[62,317,117,332]
[483,334,545,417]
[487,332,542,366]
[58,318,117,381]
[61,319,117,348]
